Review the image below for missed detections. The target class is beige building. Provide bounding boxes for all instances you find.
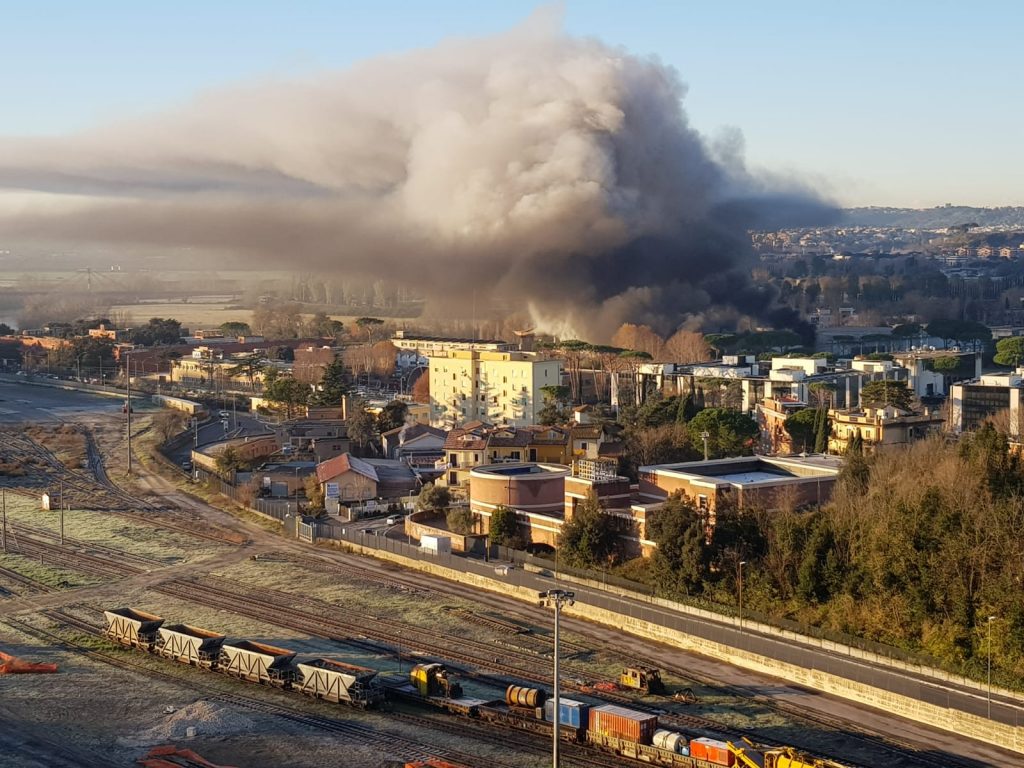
[428,349,561,428]
[828,405,944,454]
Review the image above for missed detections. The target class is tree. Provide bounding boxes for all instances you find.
[347,402,378,456]
[355,317,384,344]
[152,410,188,443]
[417,482,451,512]
[860,380,913,411]
[611,323,665,359]
[215,446,246,476]
[488,504,522,548]
[446,507,475,535]
[784,408,818,453]
[687,408,759,458]
[411,372,430,404]
[220,321,252,337]
[664,330,712,363]
[310,356,349,406]
[226,352,265,389]
[304,474,325,513]
[556,340,591,403]
[263,374,308,418]
[994,337,1024,367]
[647,494,712,597]
[538,385,570,426]
[128,317,182,346]
[559,490,618,569]
[0,322,14,335]
[378,400,408,433]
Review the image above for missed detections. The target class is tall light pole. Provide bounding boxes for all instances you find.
[539,589,575,768]
[124,350,133,474]
[987,615,997,719]
[738,560,747,629]
[701,430,710,461]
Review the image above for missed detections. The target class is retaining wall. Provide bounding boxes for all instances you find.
[326,537,1024,755]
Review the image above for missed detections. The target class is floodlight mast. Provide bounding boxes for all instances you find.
[539,589,575,768]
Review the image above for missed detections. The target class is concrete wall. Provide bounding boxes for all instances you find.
[406,510,487,554]
[323,537,1024,756]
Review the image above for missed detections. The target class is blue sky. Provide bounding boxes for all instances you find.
[2,1,1020,208]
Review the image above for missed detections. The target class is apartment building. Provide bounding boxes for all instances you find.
[949,370,1024,436]
[428,349,562,427]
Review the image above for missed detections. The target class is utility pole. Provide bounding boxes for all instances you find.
[701,430,710,461]
[988,615,997,719]
[125,351,133,474]
[738,560,747,629]
[2,489,7,554]
[539,589,575,768]
[60,504,65,547]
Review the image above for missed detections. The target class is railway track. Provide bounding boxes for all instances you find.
[9,610,528,768]
[275,551,989,768]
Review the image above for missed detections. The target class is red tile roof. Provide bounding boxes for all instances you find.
[315,452,378,483]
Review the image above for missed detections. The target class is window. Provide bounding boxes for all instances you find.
[449,453,458,467]
[449,472,457,485]
[503,376,507,383]
[697,494,709,511]
[580,442,588,451]
[510,451,520,460]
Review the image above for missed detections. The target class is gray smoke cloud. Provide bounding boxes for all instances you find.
[0,9,836,342]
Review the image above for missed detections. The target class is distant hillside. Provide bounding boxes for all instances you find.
[842,206,1024,229]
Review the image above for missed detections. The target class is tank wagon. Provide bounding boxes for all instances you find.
[103,608,164,650]
[156,624,225,668]
[102,608,852,768]
[295,658,385,708]
[218,640,296,686]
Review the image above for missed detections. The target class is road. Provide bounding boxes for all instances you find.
[164,409,274,468]
[0,379,125,423]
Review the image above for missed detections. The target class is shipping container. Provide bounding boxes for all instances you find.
[652,729,688,754]
[588,704,657,745]
[690,737,734,767]
[543,697,589,729]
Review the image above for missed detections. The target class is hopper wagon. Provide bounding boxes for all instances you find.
[218,640,296,686]
[103,608,164,650]
[295,658,385,708]
[156,624,226,668]
[100,607,858,768]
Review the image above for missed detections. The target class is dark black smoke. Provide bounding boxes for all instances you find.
[0,10,836,342]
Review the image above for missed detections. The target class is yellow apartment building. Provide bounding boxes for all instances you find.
[428,350,562,428]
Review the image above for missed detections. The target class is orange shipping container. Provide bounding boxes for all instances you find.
[588,704,657,745]
[690,738,734,767]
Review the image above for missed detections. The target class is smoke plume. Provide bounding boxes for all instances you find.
[0,9,836,342]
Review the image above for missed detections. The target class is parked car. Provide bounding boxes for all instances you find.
[385,515,404,526]
[219,410,231,419]
[181,460,192,471]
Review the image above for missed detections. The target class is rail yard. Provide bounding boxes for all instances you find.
[0,385,1017,767]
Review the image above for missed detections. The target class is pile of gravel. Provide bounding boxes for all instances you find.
[117,699,255,746]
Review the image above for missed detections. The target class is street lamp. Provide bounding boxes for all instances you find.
[987,615,997,719]
[701,430,710,461]
[738,560,747,629]
[124,350,133,474]
[539,589,575,768]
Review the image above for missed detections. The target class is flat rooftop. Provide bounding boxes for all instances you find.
[641,455,841,486]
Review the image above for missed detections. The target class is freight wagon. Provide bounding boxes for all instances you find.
[218,640,296,686]
[156,624,225,668]
[101,608,851,768]
[103,608,164,650]
[295,658,385,708]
